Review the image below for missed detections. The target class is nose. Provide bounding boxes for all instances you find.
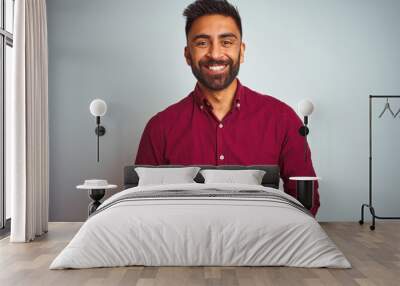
[208,42,223,59]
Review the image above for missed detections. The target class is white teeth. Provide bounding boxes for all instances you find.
[208,65,225,71]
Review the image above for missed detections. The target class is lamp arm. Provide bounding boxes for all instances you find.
[298,118,309,137]
[304,133,308,163]
[298,116,310,163]
[97,116,100,162]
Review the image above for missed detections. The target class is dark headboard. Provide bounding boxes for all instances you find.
[124,165,280,189]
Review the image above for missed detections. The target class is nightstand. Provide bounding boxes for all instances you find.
[77,179,117,216]
[289,176,320,210]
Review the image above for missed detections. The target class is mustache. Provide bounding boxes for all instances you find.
[199,58,233,67]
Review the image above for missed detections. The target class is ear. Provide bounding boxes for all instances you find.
[240,42,246,64]
[184,46,192,66]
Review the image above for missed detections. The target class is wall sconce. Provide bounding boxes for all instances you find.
[294,99,319,211]
[297,99,314,162]
[89,99,107,162]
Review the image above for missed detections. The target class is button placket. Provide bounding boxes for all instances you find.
[216,121,224,164]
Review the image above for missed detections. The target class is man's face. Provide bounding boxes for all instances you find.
[185,15,245,91]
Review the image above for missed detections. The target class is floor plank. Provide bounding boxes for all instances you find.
[0,222,399,286]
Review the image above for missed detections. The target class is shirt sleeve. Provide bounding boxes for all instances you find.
[278,106,320,217]
[135,113,166,165]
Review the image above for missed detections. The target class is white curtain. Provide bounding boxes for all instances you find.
[9,0,49,242]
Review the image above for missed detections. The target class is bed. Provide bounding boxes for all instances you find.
[50,165,351,269]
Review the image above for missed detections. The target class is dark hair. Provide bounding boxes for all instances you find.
[183,0,242,38]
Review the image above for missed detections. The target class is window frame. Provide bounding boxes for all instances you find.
[0,0,14,231]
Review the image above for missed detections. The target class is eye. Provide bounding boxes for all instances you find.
[195,41,208,47]
[222,40,233,47]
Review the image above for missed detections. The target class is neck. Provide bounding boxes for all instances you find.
[198,79,238,112]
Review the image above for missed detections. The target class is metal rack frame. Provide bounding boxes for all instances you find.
[359,95,400,230]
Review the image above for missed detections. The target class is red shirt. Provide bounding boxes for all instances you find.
[135,79,320,216]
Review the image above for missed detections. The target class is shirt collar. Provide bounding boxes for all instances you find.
[193,79,243,111]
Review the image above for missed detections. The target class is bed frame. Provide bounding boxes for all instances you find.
[123,165,280,189]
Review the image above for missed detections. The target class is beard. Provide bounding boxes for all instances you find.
[190,52,241,91]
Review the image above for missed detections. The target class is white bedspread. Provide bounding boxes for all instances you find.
[50,183,351,269]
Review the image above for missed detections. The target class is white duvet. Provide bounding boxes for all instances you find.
[50,183,351,269]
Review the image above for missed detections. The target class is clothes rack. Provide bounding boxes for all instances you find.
[359,95,400,230]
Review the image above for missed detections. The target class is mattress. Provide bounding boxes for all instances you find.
[50,183,351,269]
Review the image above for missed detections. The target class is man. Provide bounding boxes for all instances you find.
[135,0,320,216]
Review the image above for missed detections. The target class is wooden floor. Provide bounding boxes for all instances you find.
[0,222,399,286]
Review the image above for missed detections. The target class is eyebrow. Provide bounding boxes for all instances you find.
[219,33,238,39]
[191,33,238,42]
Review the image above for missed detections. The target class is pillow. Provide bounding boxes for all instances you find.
[200,169,266,185]
[135,167,201,186]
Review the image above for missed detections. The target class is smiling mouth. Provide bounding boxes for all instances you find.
[204,64,228,72]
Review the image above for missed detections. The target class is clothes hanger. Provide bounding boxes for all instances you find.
[378,98,395,118]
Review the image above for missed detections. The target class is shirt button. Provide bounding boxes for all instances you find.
[219,123,223,128]
[236,103,241,108]
[219,154,225,160]
[200,105,204,110]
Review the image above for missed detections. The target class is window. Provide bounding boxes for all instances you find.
[0,0,14,232]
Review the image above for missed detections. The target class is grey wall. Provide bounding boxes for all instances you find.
[47,0,400,222]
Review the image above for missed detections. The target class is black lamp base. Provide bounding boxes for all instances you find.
[95,126,106,136]
[299,126,309,136]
